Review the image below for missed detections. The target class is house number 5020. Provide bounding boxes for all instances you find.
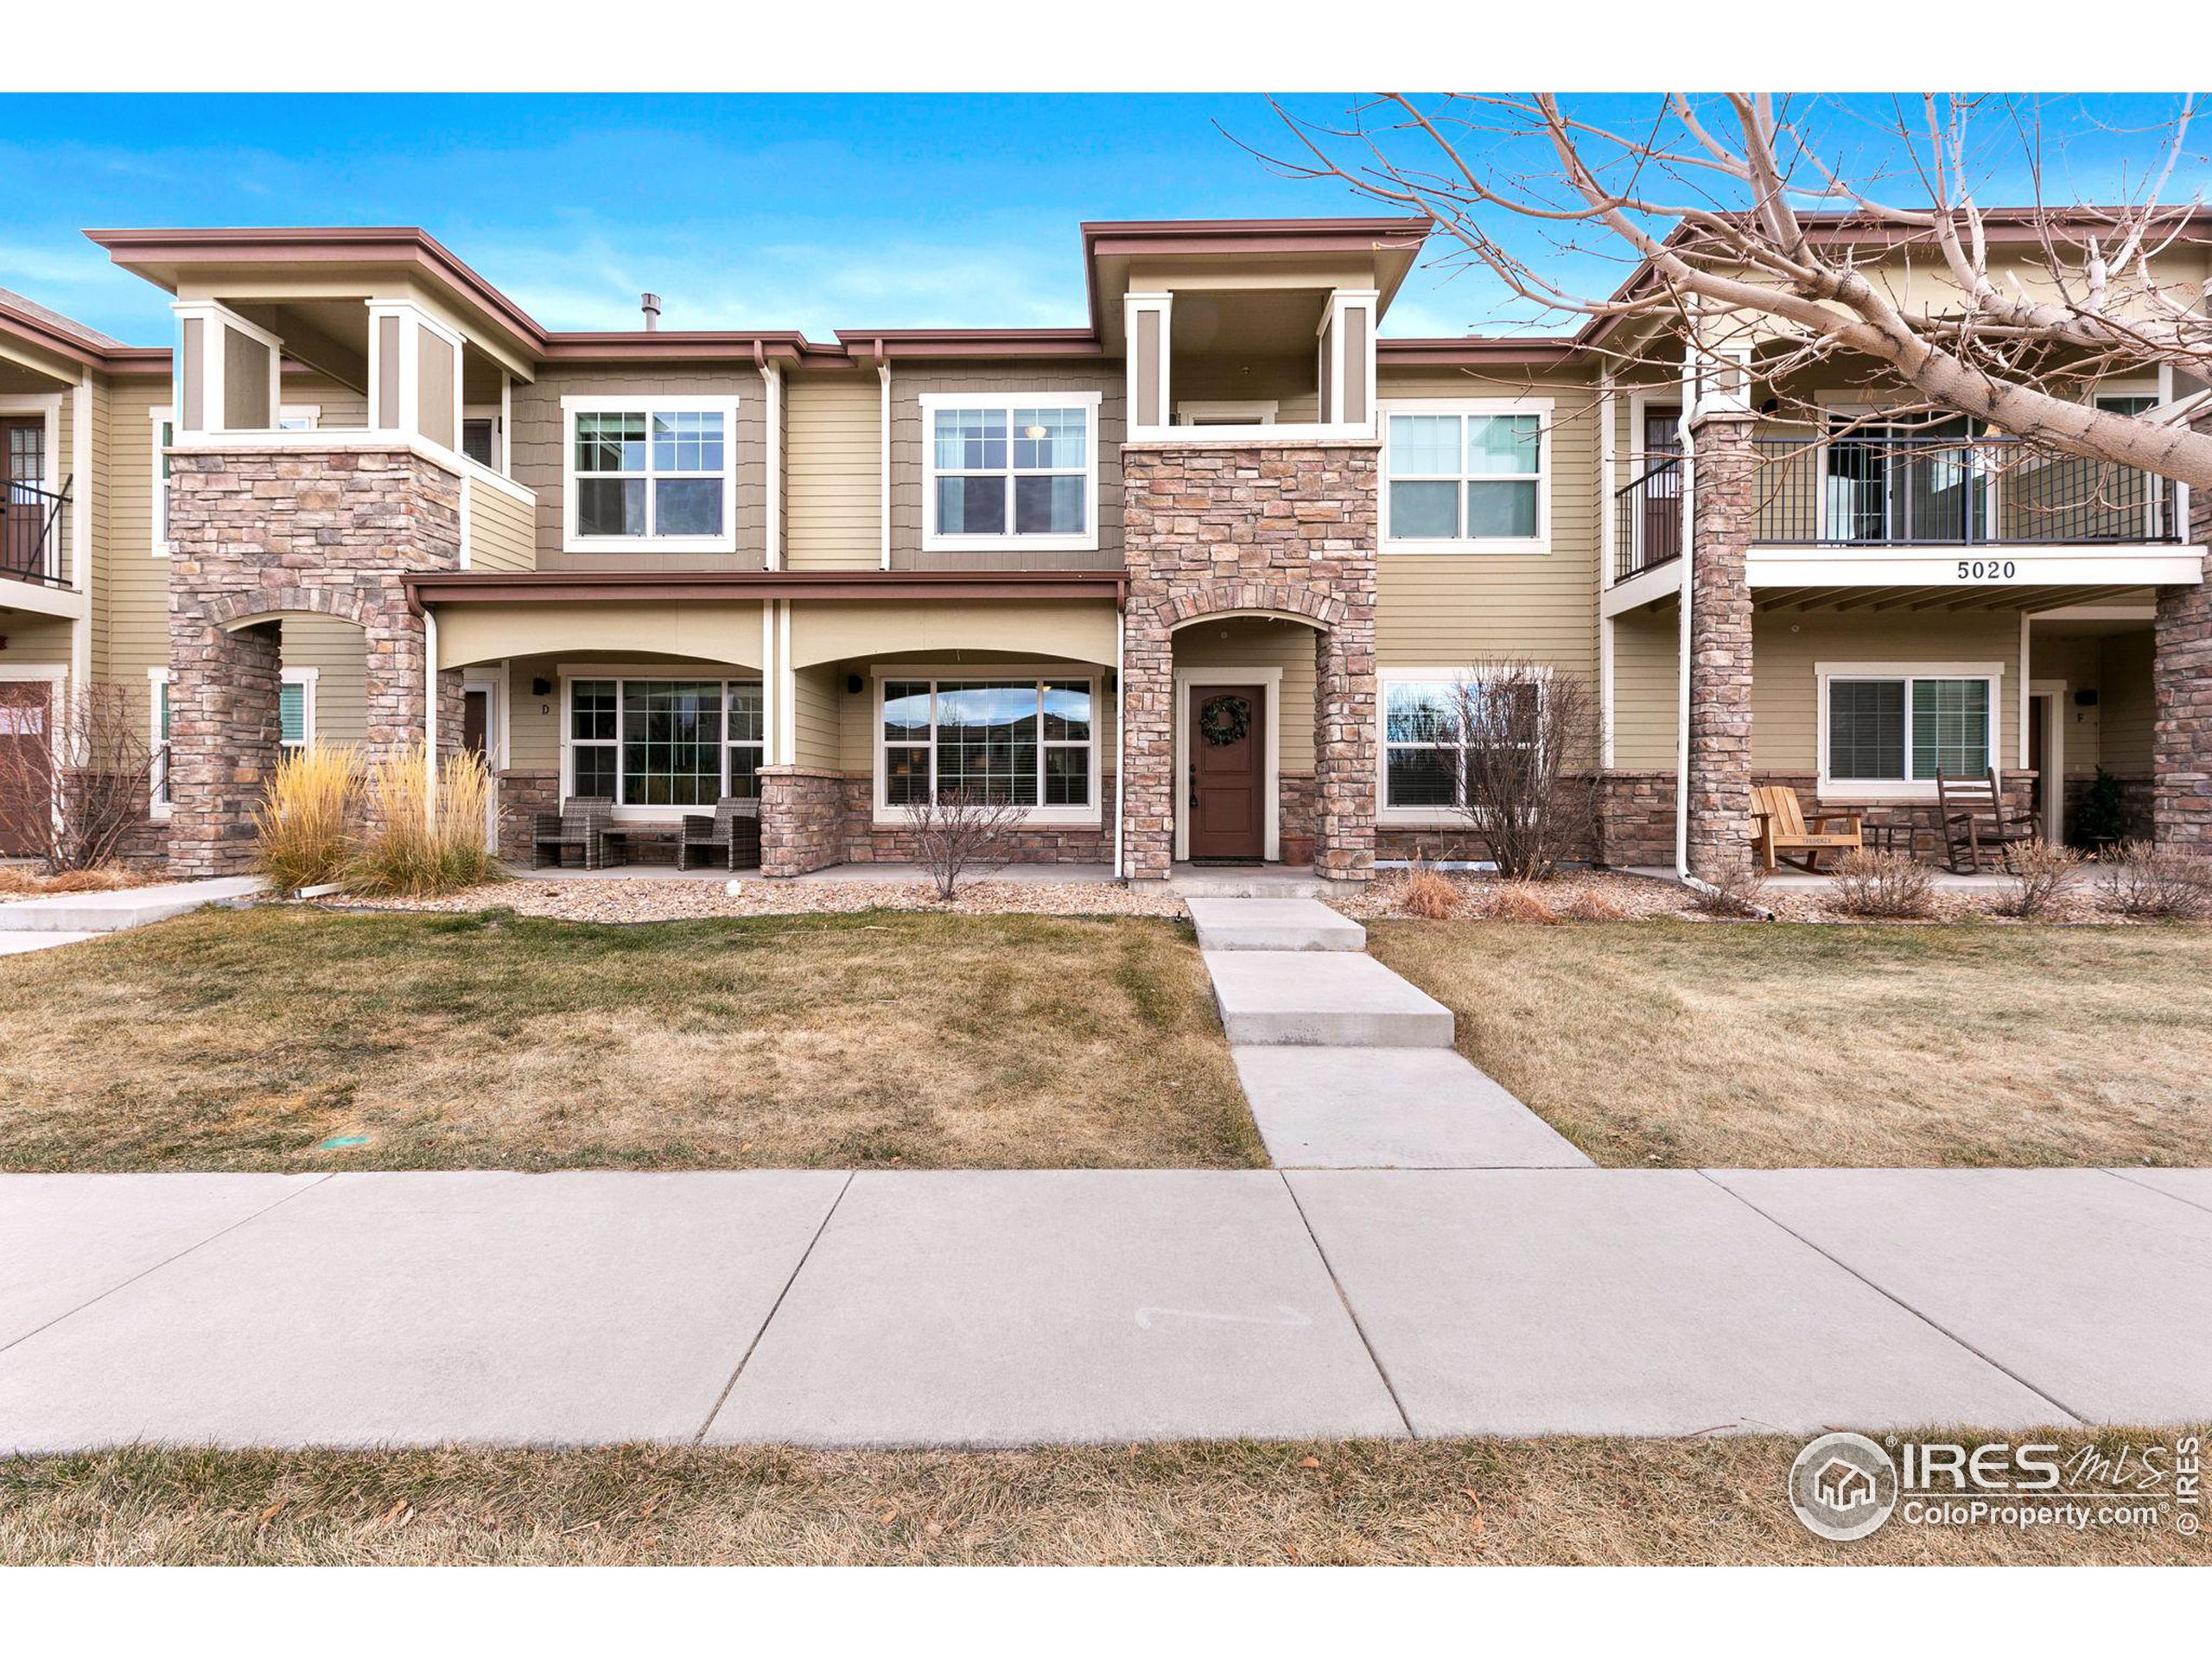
[1956,559,2018,580]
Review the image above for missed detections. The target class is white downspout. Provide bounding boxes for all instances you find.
[762,359,784,571]
[69,373,92,698]
[878,359,893,571]
[424,608,440,832]
[1673,413,1695,881]
[1598,375,1617,770]
[1112,607,1126,880]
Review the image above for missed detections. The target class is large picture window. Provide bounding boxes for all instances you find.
[1823,670,1995,787]
[1385,405,1547,546]
[878,676,1096,813]
[921,394,1098,550]
[563,397,738,550]
[1379,672,1545,814]
[568,677,764,809]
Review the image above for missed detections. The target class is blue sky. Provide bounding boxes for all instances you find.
[2,92,2200,346]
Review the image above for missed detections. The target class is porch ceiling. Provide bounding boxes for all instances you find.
[1753,584,2155,614]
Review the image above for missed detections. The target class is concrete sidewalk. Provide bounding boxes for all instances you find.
[1,1165,2206,1451]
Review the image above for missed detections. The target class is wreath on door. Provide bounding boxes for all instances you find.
[1198,694,1252,747]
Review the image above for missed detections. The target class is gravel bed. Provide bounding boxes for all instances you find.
[312,877,1188,924]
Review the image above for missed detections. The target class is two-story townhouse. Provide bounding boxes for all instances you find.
[0,213,2202,881]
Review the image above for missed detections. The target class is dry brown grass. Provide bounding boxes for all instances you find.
[0,864,158,897]
[0,906,1260,1173]
[1389,867,1464,919]
[3,1433,2199,1565]
[251,742,362,895]
[1368,920,2212,1166]
[1483,883,1564,924]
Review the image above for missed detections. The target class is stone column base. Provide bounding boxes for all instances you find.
[760,766,846,877]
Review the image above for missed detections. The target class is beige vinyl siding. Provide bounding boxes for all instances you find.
[506,658,561,772]
[1749,609,2022,779]
[1173,616,1316,771]
[785,374,880,571]
[1610,608,1680,768]
[790,660,842,767]
[463,475,536,574]
[511,365,767,570]
[3,615,74,662]
[1375,368,1602,684]
[2099,630,2155,773]
[95,378,173,707]
[286,374,368,430]
[889,365,1124,569]
[283,617,366,743]
[2028,632,2106,784]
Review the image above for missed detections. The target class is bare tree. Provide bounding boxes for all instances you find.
[1449,660,1603,880]
[1252,94,2212,485]
[901,789,1029,901]
[0,681,157,873]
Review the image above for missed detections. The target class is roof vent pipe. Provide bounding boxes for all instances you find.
[640,293,662,331]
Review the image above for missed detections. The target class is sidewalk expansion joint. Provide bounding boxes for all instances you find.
[1277,1171,1416,1440]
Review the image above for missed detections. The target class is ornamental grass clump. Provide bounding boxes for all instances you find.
[1390,867,1463,919]
[1688,865,1768,918]
[251,743,364,896]
[346,741,503,898]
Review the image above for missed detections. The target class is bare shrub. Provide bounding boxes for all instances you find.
[900,789,1028,902]
[2095,839,2212,920]
[1448,659,1602,882]
[252,744,364,895]
[347,743,502,898]
[0,681,156,873]
[1391,867,1462,919]
[1829,850,1936,919]
[1996,841,2086,921]
[1559,885,1630,922]
[1688,865,1768,918]
[1484,882,1562,925]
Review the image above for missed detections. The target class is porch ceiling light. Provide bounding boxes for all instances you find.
[1022,423,1050,440]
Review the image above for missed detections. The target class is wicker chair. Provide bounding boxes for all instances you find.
[678,796,762,872]
[531,797,619,870]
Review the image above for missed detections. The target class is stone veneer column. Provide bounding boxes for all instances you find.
[2153,448,2212,850]
[1120,441,1379,882]
[759,766,845,876]
[1684,411,1757,878]
[165,448,462,876]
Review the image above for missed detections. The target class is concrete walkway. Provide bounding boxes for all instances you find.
[1189,894,1589,1169]
[0,876,264,957]
[0,1166,2205,1449]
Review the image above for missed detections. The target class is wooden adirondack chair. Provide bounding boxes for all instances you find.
[1936,769,2038,873]
[1751,785,1864,872]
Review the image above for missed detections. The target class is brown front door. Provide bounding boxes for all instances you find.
[2,416,48,581]
[1188,683,1266,862]
[462,688,491,758]
[0,680,54,856]
[1640,407,1681,568]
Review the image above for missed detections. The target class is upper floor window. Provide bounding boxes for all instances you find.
[1384,404,1548,549]
[150,409,175,556]
[562,396,740,552]
[921,392,1099,552]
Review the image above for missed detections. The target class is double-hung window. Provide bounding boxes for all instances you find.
[567,676,764,810]
[150,409,175,556]
[1821,667,1998,794]
[563,397,740,551]
[921,393,1099,550]
[878,676,1096,817]
[1379,671,1546,817]
[1385,404,1547,547]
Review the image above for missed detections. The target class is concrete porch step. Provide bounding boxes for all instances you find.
[0,877,264,933]
[1203,950,1455,1048]
[1186,897,1364,953]
[1170,869,1331,899]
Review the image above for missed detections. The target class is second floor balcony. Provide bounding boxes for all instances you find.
[1614,432,2190,586]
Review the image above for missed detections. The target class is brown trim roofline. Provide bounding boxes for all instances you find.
[405,568,1128,613]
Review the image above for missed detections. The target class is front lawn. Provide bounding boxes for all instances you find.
[0,907,1261,1173]
[1367,921,2212,1168]
[3,1433,2199,1565]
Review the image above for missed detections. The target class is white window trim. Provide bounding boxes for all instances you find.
[557,672,766,823]
[148,665,315,817]
[870,664,1103,827]
[277,404,321,431]
[1374,665,1557,827]
[1381,398,1552,553]
[1176,399,1279,427]
[1172,666,1281,862]
[1815,659,2005,802]
[919,391,1102,554]
[149,407,176,556]
[560,394,741,555]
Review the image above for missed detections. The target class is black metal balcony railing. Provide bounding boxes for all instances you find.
[1613,436,2183,582]
[1,476,71,586]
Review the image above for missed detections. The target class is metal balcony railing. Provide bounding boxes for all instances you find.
[1612,452,1682,581]
[1,476,71,586]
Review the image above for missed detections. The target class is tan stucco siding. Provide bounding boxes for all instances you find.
[785,375,880,571]
[1172,615,1318,771]
[510,365,767,569]
[437,601,766,672]
[788,599,1117,670]
[888,365,1125,569]
[1748,609,2022,775]
[1610,608,1680,768]
[1374,368,1601,683]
